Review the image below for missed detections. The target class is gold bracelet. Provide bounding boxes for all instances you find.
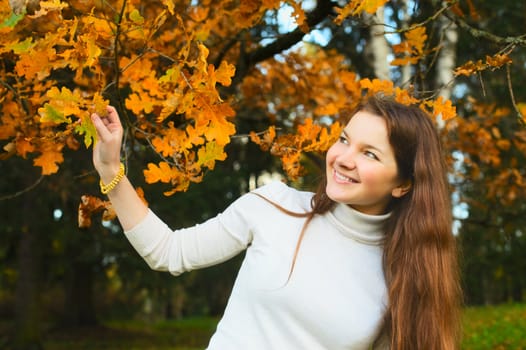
[100,163,125,194]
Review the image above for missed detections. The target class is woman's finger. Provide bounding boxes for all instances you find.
[105,106,122,128]
[91,112,112,142]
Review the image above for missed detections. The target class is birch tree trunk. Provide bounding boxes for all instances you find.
[364,7,390,80]
[435,14,458,100]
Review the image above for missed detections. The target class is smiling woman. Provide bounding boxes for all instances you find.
[308,96,462,349]
[90,94,462,350]
[325,110,411,215]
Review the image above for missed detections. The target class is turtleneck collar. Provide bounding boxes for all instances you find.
[326,203,389,245]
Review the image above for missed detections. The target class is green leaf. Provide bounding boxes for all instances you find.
[0,11,25,29]
[129,9,145,24]
[40,104,71,124]
[10,38,34,54]
[75,117,97,148]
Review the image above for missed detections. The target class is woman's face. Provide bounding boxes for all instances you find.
[325,110,409,215]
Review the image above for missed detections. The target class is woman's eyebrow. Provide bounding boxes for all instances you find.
[342,129,386,155]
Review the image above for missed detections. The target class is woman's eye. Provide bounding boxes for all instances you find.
[338,136,348,144]
[364,150,378,160]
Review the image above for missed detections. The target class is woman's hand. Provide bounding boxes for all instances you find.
[91,105,124,183]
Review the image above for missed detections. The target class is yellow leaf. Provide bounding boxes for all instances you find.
[214,60,236,87]
[405,26,426,55]
[129,9,144,24]
[161,0,175,14]
[391,26,427,66]
[334,0,388,24]
[360,78,394,95]
[189,7,209,22]
[203,104,236,146]
[197,141,227,169]
[144,162,174,184]
[29,0,68,19]
[430,96,457,121]
[314,102,338,116]
[517,103,526,124]
[33,144,64,175]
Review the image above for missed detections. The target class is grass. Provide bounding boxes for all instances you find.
[41,317,218,350]
[6,303,524,349]
[462,303,526,350]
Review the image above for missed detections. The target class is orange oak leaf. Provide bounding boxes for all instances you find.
[144,161,175,184]
[428,96,457,121]
[250,126,276,151]
[15,137,35,157]
[78,187,149,228]
[202,104,236,146]
[454,59,485,76]
[360,78,394,96]
[334,0,388,24]
[286,0,308,32]
[213,60,236,87]
[78,195,113,229]
[391,26,427,66]
[485,54,512,69]
[33,143,64,175]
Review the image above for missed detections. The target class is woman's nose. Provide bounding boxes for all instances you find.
[335,150,357,170]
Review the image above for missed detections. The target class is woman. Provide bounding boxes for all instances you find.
[91,95,462,349]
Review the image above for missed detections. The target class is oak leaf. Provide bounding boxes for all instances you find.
[250,126,276,152]
[78,195,112,229]
[214,60,236,87]
[428,96,457,121]
[144,162,175,184]
[197,141,227,169]
[287,0,308,32]
[33,143,64,175]
[485,54,512,69]
[334,0,388,24]
[74,113,97,148]
[391,27,427,66]
[15,137,35,157]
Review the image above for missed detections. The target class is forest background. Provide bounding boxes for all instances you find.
[0,0,525,349]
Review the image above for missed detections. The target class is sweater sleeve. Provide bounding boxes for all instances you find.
[124,196,255,276]
[123,181,301,276]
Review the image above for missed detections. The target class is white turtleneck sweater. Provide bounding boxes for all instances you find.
[125,181,389,349]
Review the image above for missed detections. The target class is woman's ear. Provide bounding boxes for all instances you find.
[392,180,412,198]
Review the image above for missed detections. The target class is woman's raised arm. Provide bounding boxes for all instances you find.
[91,106,149,231]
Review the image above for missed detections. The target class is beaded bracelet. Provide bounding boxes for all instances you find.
[99,162,125,194]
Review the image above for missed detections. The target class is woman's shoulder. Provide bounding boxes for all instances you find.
[250,181,313,212]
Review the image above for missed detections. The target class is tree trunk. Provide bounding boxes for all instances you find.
[364,8,390,80]
[63,260,98,327]
[13,206,43,350]
[435,15,458,100]
[62,227,98,327]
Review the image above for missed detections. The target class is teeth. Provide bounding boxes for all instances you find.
[335,170,355,183]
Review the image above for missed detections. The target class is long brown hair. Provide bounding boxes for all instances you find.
[307,95,462,349]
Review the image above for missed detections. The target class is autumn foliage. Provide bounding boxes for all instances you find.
[0,0,525,227]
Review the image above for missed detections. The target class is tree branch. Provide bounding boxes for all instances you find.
[0,175,44,201]
[231,0,336,87]
[446,10,526,47]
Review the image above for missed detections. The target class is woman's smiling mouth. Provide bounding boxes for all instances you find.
[333,169,359,184]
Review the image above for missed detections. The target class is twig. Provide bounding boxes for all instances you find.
[506,64,523,122]
[0,175,44,201]
[447,11,526,47]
